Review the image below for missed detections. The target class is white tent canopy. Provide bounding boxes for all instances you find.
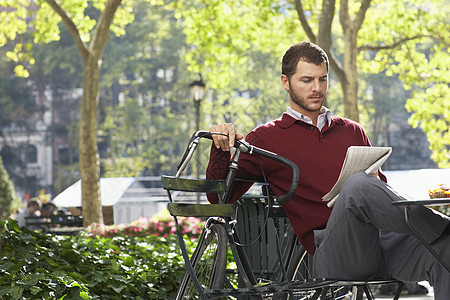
[52,177,136,207]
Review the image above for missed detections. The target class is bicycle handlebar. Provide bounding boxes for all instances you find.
[180,131,299,204]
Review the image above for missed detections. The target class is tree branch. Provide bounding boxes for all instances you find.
[358,34,438,52]
[90,0,122,59]
[405,43,425,81]
[317,0,345,83]
[294,0,316,42]
[354,0,371,31]
[43,0,90,60]
[318,0,335,47]
[339,0,349,29]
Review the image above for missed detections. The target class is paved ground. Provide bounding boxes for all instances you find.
[373,281,434,300]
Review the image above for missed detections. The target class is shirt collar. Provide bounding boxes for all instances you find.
[286,106,332,128]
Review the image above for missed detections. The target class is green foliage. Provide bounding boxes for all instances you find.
[358,0,449,167]
[173,0,449,167]
[0,217,193,299]
[1,0,135,73]
[0,157,19,220]
[406,84,450,168]
[172,0,303,132]
[97,0,201,176]
[0,55,35,128]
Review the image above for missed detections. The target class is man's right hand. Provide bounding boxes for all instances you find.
[210,123,245,152]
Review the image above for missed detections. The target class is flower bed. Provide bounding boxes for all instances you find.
[85,210,203,239]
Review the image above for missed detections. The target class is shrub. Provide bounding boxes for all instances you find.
[0,213,203,299]
[0,157,20,220]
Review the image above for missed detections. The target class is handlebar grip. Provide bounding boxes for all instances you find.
[192,130,247,151]
[199,131,299,204]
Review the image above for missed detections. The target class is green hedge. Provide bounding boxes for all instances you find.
[0,216,201,299]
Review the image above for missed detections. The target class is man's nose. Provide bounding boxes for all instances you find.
[312,79,320,91]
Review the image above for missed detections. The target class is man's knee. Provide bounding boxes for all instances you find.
[337,172,382,209]
[341,172,371,193]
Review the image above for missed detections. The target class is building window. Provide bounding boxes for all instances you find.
[1,145,15,167]
[26,145,38,163]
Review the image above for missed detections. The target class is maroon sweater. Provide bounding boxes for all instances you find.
[206,113,386,254]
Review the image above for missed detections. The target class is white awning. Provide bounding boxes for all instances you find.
[52,177,136,207]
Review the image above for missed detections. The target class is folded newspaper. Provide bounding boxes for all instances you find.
[322,146,392,207]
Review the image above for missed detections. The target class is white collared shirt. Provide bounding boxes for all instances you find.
[286,106,332,131]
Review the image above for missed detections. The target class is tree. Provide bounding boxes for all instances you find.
[0,53,43,196]
[173,0,449,166]
[98,0,214,177]
[0,156,19,221]
[1,0,135,226]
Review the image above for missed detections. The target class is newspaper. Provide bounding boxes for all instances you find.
[322,146,392,207]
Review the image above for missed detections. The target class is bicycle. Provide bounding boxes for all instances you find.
[162,131,404,299]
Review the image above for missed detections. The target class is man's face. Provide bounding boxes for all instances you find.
[28,204,39,214]
[281,60,328,114]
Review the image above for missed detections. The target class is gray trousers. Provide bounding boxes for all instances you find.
[313,172,450,299]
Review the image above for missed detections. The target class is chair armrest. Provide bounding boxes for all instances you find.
[162,175,226,193]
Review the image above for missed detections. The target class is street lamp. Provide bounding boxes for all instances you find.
[189,76,205,202]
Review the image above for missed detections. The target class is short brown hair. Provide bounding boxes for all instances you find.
[28,199,42,209]
[282,41,329,79]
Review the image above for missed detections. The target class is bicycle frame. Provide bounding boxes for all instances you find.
[164,131,300,298]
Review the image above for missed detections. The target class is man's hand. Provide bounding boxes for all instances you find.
[369,172,381,180]
[210,123,245,152]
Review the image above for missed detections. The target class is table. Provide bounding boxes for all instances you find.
[392,198,450,273]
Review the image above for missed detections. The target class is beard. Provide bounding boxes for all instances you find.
[288,82,326,113]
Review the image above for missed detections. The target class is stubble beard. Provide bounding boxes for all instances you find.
[289,84,326,113]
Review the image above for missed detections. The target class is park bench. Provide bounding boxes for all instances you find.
[25,214,84,235]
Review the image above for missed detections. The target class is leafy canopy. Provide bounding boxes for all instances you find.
[0,0,135,77]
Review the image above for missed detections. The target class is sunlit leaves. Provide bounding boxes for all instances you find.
[406,83,449,167]
[1,0,135,76]
[0,1,28,47]
[171,0,303,138]
[173,0,299,90]
[109,1,135,36]
[357,0,449,166]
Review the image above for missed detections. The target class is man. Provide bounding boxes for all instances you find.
[206,41,449,299]
[15,199,42,230]
[40,202,57,217]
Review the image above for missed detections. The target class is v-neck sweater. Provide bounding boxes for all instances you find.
[206,113,385,254]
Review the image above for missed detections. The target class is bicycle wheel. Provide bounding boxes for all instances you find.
[285,247,364,300]
[176,223,228,300]
[286,245,309,281]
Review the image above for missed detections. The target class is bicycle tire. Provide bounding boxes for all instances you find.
[285,247,364,300]
[175,223,228,300]
[286,245,309,281]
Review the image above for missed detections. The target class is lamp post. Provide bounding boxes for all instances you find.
[189,76,205,202]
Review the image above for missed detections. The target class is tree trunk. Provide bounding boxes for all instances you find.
[338,0,371,122]
[296,0,371,122]
[80,55,102,226]
[341,31,359,122]
[44,0,123,227]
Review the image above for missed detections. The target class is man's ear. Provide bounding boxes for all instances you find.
[281,75,289,92]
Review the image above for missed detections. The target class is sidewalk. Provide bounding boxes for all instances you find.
[374,281,434,300]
